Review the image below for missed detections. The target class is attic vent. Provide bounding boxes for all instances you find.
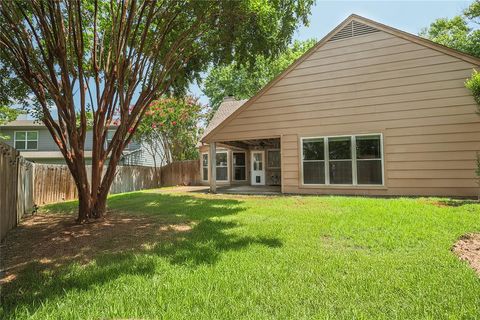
[328,21,380,42]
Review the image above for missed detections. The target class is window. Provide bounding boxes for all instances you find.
[328,137,352,184]
[301,134,383,186]
[216,151,228,181]
[14,131,38,150]
[107,130,115,146]
[233,152,246,181]
[302,138,325,184]
[202,153,209,181]
[106,130,128,149]
[267,150,280,169]
[356,135,383,185]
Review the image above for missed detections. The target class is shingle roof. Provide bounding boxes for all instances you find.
[1,120,43,127]
[200,98,247,142]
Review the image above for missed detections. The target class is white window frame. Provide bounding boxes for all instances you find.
[14,130,39,151]
[215,150,229,182]
[300,133,384,187]
[232,151,247,181]
[201,152,209,182]
[106,129,129,150]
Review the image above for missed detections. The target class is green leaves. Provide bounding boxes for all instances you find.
[203,39,316,112]
[0,105,22,125]
[466,69,480,106]
[134,96,205,162]
[420,1,480,58]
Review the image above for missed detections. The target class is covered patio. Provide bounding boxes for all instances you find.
[205,137,282,193]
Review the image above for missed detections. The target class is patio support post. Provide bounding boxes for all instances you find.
[209,142,217,193]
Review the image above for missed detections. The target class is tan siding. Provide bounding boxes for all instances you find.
[265,67,472,99]
[388,170,474,179]
[387,160,476,170]
[386,141,480,153]
[235,87,470,111]
[293,43,429,72]
[387,151,476,162]
[304,36,405,61]
[208,29,480,197]
[387,132,480,144]
[222,105,474,134]
[282,53,454,82]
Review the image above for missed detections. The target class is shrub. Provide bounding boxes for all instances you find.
[465,69,480,106]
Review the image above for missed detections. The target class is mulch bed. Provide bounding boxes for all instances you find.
[453,233,480,276]
[0,213,191,284]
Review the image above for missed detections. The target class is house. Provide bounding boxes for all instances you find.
[198,14,480,197]
[0,119,162,167]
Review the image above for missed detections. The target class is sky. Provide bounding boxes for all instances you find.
[189,0,472,105]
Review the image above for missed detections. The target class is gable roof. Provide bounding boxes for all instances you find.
[201,14,480,143]
[200,98,247,142]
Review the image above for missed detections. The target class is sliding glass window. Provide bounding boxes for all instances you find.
[301,134,383,186]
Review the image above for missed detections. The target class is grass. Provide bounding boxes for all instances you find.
[1,190,480,319]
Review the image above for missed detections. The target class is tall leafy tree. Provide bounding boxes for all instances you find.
[420,0,480,58]
[0,0,313,222]
[203,39,316,112]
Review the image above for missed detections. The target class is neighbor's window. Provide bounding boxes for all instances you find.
[202,153,209,181]
[216,151,228,181]
[106,130,115,146]
[267,150,281,169]
[14,131,38,150]
[301,134,383,185]
[233,152,246,181]
[328,136,352,184]
[356,135,382,185]
[302,138,325,184]
[106,129,129,149]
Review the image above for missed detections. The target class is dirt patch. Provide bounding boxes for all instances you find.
[453,233,480,275]
[0,213,191,284]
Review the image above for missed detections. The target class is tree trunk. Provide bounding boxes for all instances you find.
[76,183,92,223]
[74,175,108,222]
[71,159,110,223]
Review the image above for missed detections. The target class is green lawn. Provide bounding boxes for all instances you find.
[1,190,480,319]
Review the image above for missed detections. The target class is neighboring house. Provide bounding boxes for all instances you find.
[0,120,162,167]
[199,14,480,197]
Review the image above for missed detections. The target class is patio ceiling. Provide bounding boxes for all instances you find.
[221,138,280,150]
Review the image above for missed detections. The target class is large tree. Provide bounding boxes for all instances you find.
[0,0,313,222]
[420,0,480,58]
[203,39,316,112]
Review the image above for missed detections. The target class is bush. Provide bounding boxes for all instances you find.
[465,69,480,106]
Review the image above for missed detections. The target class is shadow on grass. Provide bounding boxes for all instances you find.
[1,192,282,318]
[436,199,480,207]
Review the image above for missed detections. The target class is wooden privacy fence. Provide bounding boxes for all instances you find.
[0,142,34,241]
[1,152,200,239]
[160,160,200,187]
[33,164,163,205]
[33,159,200,205]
